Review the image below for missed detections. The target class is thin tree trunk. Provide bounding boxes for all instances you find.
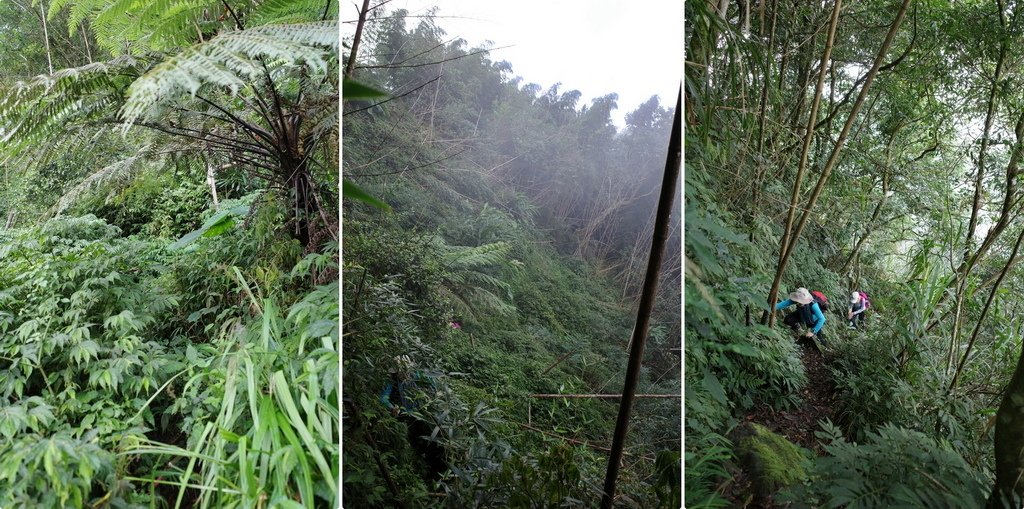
[758,0,766,36]
[763,0,843,325]
[965,33,1007,261]
[948,225,1024,395]
[767,0,912,319]
[749,0,780,237]
[940,0,1009,353]
[839,173,889,274]
[600,91,681,509]
[925,111,1024,333]
[40,2,53,74]
[206,160,220,208]
[81,23,93,64]
[344,0,372,78]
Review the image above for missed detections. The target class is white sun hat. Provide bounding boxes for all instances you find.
[789,288,813,304]
[850,291,860,304]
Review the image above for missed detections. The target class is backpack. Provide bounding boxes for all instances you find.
[810,290,829,312]
[858,291,870,309]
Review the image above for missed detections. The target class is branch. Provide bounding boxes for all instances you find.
[355,46,512,70]
[342,75,440,116]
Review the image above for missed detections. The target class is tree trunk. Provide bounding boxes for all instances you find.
[763,0,843,325]
[964,41,1006,259]
[766,0,912,321]
[924,111,1024,333]
[949,225,1024,395]
[600,91,681,509]
[839,169,890,274]
[40,1,53,74]
[206,160,220,209]
[344,0,372,78]
[989,337,1024,507]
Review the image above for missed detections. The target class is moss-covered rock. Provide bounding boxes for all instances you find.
[732,422,809,501]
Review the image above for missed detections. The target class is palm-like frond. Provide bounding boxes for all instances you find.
[249,0,337,25]
[0,56,140,160]
[434,238,519,318]
[121,20,338,125]
[53,151,154,215]
[442,240,513,270]
[50,0,337,56]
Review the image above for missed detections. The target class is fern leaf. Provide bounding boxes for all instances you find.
[119,21,338,125]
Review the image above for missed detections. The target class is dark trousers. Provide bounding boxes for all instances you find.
[406,417,447,479]
[849,312,866,328]
[783,311,825,340]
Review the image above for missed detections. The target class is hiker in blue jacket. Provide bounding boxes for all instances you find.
[379,355,437,416]
[775,287,826,343]
[379,355,446,478]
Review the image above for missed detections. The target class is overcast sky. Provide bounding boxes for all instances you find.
[343,0,682,129]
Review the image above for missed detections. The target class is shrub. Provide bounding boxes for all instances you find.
[780,422,988,508]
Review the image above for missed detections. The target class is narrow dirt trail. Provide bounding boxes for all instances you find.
[723,338,839,507]
[746,339,837,453]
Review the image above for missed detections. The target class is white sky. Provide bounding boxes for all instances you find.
[343,0,683,129]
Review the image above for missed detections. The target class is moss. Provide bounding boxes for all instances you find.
[733,423,808,499]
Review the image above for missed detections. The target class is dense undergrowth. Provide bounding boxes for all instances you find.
[343,6,681,507]
[0,200,339,506]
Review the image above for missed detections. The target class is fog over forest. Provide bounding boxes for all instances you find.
[343,3,682,507]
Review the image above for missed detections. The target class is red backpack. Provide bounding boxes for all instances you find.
[810,290,829,312]
[858,291,870,309]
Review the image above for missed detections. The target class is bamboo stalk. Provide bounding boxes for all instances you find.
[765,0,843,325]
[768,0,912,322]
[599,90,681,509]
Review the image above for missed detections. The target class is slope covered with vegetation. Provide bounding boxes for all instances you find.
[686,0,1024,506]
[0,1,339,507]
[342,6,681,507]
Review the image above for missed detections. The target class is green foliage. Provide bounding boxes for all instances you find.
[485,443,599,508]
[684,432,733,509]
[0,216,176,505]
[781,423,988,508]
[829,329,916,439]
[128,281,340,508]
[0,433,120,508]
[120,20,338,125]
[341,6,679,505]
[734,423,810,496]
[434,237,520,321]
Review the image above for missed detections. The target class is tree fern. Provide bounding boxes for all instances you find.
[3,3,339,246]
[120,20,338,125]
[0,56,139,159]
[433,238,520,319]
[52,152,154,214]
[50,0,337,56]
[249,0,337,26]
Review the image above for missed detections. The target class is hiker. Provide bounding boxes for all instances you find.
[775,287,826,343]
[848,290,869,329]
[379,355,437,416]
[379,355,446,478]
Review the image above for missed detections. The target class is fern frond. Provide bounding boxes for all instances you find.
[120,20,338,125]
[442,241,513,270]
[53,151,155,215]
[250,0,337,25]
[0,56,141,161]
